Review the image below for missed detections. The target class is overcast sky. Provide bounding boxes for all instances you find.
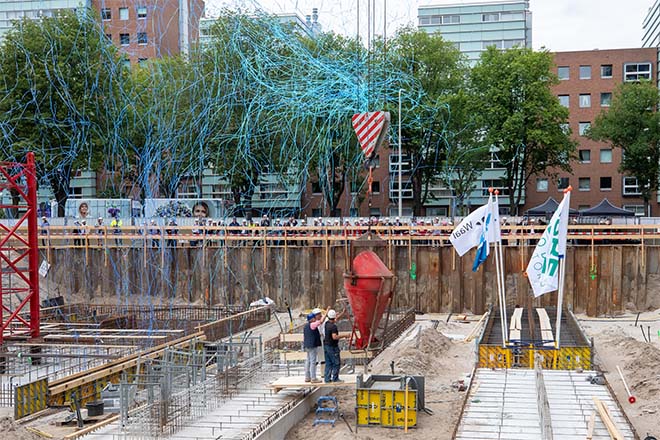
[205,0,655,52]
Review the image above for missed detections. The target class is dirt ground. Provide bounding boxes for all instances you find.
[577,310,660,438]
[0,416,42,440]
[285,314,480,440]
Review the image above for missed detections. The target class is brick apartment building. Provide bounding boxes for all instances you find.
[302,144,415,218]
[93,0,205,66]
[524,48,659,216]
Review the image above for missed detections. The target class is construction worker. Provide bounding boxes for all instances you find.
[303,308,324,383]
[323,309,346,383]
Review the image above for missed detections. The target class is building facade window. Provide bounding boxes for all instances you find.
[482,13,500,22]
[481,179,508,195]
[578,122,591,136]
[119,7,129,20]
[105,33,112,41]
[601,64,613,78]
[482,40,503,49]
[578,149,591,163]
[536,178,548,192]
[560,123,570,134]
[600,176,612,190]
[371,181,380,194]
[558,66,569,80]
[600,149,613,163]
[419,14,459,25]
[120,33,129,45]
[558,177,569,190]
[121,59,131,69]
[101,8,111,20]
[579,94,591,108]
[624,62,652,81]
[138,58,148,66]
[137,6,147,19]
[370,207,381,216]
[137,32,147,45]
[578,177,591,191]
[623,205,645,216]
[558,95,569,107]
[600,92,612,107]
[622,176,642,195]
[579,65,591,79]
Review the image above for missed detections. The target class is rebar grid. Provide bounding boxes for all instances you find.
[0,344,133,406]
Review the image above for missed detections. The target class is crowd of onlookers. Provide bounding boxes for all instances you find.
[36,213,637,248]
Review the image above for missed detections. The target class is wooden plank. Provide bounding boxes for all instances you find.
[268,374,357,391]
[280,331,353,343]
[280,350,375,362]
[535,308,552,330]
[592,397,624,440]
[43,335,168,341]
[585,411,596,440]
[62,415,120,440]
[510,308,523,330]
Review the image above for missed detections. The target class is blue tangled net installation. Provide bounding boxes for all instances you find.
[0,2,456,312]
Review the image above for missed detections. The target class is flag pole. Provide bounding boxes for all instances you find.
[495,190,508,342]
[554,187,571,349]
[489,189,506,348]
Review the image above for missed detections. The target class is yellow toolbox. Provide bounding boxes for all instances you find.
[355,374,424,428]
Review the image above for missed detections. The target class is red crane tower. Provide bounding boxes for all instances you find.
[0,152,40,344]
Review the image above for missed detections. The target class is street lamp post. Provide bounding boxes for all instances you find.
[398,89,403,218]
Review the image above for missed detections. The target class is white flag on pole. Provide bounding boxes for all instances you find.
[450,195,501,257]
[526,191,571,297]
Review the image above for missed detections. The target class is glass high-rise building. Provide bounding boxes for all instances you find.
[418,0,532,65]
[643,0,660,48]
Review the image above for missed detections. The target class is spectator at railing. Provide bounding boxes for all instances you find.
[40,216,49,246]
[166,218,178,247]
[148,220,159,248]
[96,217,105,246]
[73,220,83,246]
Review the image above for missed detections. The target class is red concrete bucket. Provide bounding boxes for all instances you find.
[343,251,394,349]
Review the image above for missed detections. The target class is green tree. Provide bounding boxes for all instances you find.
[470,46,576,215]
[589,81,660,214]
[0,10,122,215]
[387,27,480,215]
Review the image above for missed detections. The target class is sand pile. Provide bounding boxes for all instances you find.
[394,327,452,375]
[597,327,660,401]
[371,325,453,376]
[0,417,41,440]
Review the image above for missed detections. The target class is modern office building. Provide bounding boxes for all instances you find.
[0,0,90,37]
[199,9,319,47]
[417,0,532,65]
[523,48,658,216]
[93,0,205,66]
[643,0,660,48]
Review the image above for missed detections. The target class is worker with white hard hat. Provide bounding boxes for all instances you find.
[323,309,346,383]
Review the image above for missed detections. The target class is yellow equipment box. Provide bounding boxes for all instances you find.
[355,374,424,429]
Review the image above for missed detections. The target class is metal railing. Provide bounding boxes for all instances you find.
[6,223,659,250]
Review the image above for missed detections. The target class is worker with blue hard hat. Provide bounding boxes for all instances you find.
[303,307,325,383]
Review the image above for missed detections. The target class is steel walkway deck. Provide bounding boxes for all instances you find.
[455,368,635,440]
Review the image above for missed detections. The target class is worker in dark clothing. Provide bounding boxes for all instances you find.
[323,309,345,383]
[303,308,324,383]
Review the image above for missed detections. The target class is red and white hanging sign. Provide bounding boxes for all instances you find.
[352,111,390,158]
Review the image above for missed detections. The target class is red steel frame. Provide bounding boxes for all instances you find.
[0,152,40,343]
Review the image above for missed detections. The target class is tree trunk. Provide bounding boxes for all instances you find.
[48,174,70,218]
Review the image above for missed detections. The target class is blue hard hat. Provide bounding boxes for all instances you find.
[307,312,315,321]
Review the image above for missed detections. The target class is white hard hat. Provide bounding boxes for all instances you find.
[327,309,337,319]
[311,307,322,315]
